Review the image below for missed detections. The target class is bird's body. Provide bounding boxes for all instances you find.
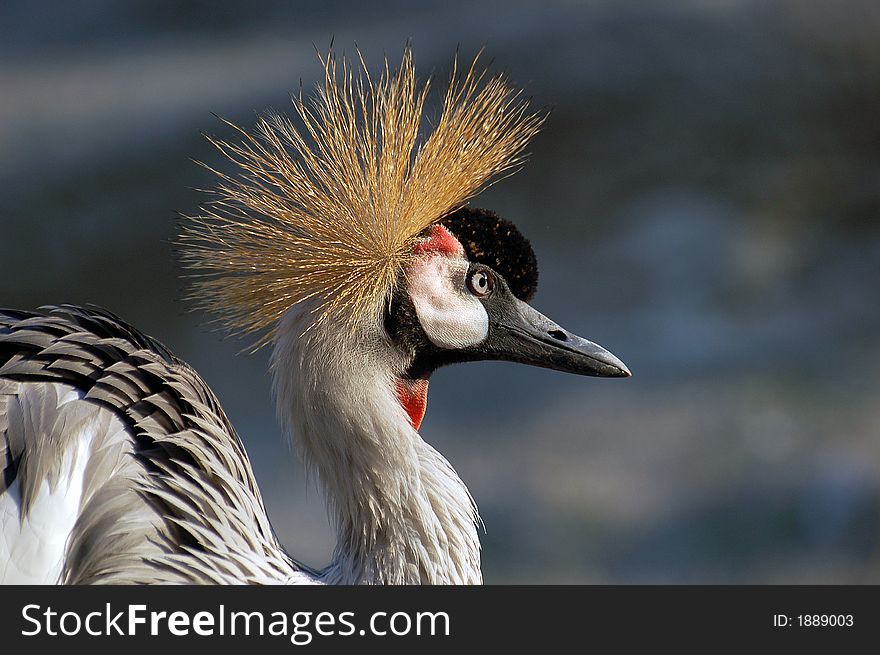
[0,306,311,584]
[0,47,629,585]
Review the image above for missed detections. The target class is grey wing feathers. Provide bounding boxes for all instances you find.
[0,305,312,584]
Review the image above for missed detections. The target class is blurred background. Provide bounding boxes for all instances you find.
[2,0,879,582]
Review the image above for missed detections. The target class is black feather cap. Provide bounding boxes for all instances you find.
[440,207,539,301]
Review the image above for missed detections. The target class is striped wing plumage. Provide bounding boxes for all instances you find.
[0,305,312,584]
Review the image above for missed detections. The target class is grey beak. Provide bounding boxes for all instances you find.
[486,295,631,378]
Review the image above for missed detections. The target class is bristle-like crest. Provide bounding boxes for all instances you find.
[179,46,545,347]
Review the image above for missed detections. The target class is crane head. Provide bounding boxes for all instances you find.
[385,206,629,429]
[180,45,630,433]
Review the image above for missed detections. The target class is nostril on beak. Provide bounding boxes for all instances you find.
[548,329,567,341]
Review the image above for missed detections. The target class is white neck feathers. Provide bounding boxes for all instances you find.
[270,306,481,584]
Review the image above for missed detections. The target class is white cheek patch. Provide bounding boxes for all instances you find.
[407,256,489,349]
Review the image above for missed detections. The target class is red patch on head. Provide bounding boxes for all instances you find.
[412,225,463,257]
[395,378,429,430]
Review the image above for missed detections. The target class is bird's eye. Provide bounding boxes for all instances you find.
[466,268,495,297]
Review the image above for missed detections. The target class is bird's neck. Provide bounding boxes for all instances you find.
[271,308,481,585]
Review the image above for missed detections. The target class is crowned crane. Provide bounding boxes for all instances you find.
[0,47,629,585]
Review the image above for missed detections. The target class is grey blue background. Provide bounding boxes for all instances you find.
[2,0,879,582]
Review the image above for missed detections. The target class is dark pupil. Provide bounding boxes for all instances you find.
[476,273,486,289]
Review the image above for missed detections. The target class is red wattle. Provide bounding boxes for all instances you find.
[413,225,463,257]
[395,379,429,430]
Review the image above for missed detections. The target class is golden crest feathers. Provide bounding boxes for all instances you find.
[179,45,544,347]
